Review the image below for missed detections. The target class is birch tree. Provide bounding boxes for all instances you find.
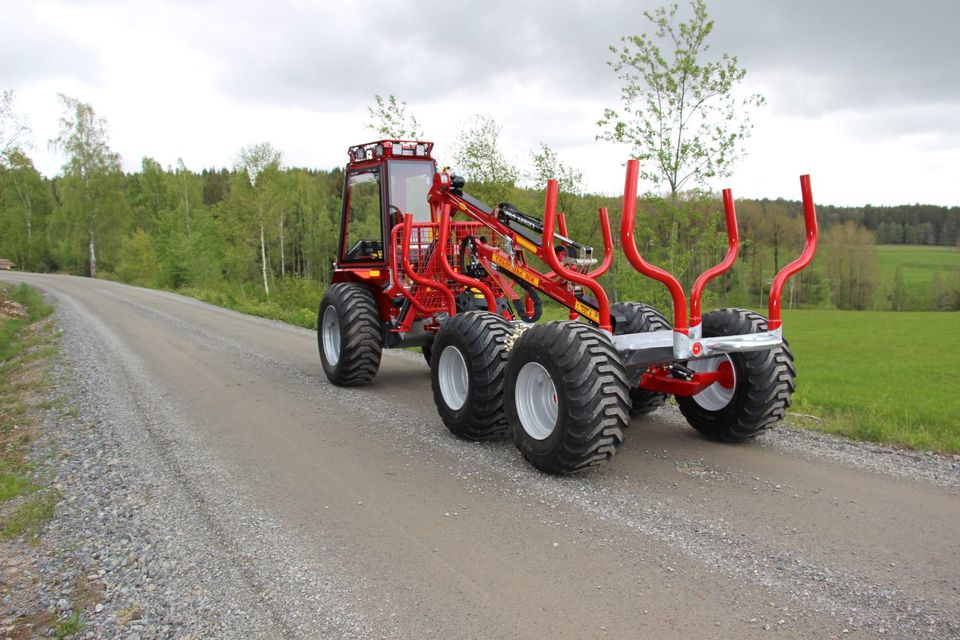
[50,95,127,277]
[0,150,53,270]
[0,90,31,164]
[236,142,282,295]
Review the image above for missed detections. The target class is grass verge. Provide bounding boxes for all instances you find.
[3,491,57,539]
[178,277,322,329]
[0,282,58,541]
[53,610,83,639]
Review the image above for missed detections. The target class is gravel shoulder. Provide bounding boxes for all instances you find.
[2,273,958,639]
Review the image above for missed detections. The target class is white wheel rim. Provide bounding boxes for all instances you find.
[438,346,469,411]
[688,355,736,411]
[321,306,341,365]
[515,362,558,440]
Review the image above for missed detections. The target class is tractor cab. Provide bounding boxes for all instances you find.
[336,140,436,268]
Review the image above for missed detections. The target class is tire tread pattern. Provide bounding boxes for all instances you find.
[678,308,796,442]
[508,321,629,474]
[431,311,512,441]
[318,283,383,386]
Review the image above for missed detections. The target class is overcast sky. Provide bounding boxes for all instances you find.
[4,0,959,206]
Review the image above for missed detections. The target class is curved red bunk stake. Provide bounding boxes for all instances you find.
[400,213,456,316]
[767,175,818,330]
[436,203,497,312]
[541,180,613,332]
[544,213,572,283]
[619,160,689,334]
[544,210,615,281]
[690,189,740,327]
[557,212,569,237]
[585,207,615,280]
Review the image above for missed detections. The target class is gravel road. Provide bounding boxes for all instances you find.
[3,273,958,639]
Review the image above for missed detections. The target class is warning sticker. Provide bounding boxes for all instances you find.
[491,253,540,288]
[574,300,600,323]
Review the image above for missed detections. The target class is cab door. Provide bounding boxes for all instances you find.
[338,167,386,264]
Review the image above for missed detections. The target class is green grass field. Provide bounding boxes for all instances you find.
[783,309,959,452]
[876,244,959,304]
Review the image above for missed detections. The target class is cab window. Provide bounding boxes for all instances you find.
[387,160,434,226]
[341,169,384,262]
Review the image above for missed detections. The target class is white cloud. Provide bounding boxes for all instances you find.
[4,0,959,206]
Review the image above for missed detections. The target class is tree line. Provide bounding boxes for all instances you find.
[758,198,959,248]
[2,1,957,316]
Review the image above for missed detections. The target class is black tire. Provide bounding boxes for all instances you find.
[317,283,383,386]
[506,321,629,474]
[677,308,796,442]
[612,301,670,417]
[421,339,433,366]
[430,311,512,441]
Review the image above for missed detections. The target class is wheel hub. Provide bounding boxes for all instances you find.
[688,355,737,411]
[321,306,341,365]
[438,345,469,411]
[515,362,558,440]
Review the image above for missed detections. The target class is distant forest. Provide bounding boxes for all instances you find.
[3,157,958,314]
[1,94,958,316]
[775,199,958,247]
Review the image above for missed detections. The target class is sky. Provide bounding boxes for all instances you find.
[3,0,959,207]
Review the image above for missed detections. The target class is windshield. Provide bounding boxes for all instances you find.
[387,160,435,223]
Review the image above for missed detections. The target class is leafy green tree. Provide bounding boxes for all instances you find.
[596,0,763,314]
[129,157,175,231]
[49,95,129,277]
[928,271,959,311]
[236,143,282,295]
[889,264,907,311]
[527,142,584,213]
[823,222,880,310]
[0,90,31,163]
[276,168,337,282]
[146,159,223,288]
[115,229,160,286]
[0,90,49,270]
[0,150,54,270]
[598,0,764,196]
[452,113,517,204]
[367,95,423,139]
[202,168,231,205]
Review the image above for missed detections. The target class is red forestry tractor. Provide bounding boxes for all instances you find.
[318,139,818,474]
